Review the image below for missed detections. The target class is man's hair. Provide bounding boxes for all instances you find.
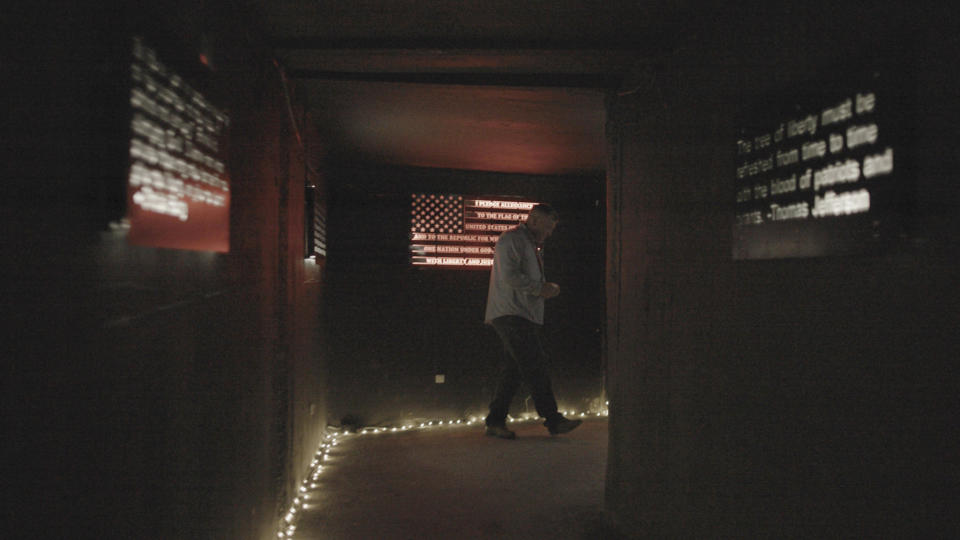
[529,203,559,221]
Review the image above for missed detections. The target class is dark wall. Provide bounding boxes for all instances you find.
[604,4,960,538]
[323,163,605,427]
[3,3,327,538]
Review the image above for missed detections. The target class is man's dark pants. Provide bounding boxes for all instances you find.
[485,315,562,427]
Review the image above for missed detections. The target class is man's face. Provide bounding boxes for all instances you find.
[527,214,558,243]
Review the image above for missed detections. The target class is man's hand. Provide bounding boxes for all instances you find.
[540,282,560,298]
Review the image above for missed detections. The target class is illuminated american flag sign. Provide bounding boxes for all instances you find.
[410,193,539,268]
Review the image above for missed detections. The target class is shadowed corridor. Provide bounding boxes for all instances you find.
[5,3,959,539]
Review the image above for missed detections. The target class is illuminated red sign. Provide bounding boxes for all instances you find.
[126,37,231,253]
[410,194,539,268]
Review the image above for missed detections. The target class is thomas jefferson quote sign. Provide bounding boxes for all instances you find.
[733,66,909,259]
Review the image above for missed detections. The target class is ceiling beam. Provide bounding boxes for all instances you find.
[275,48,641,75]
[272,36,670,52]
[286,69,622,88]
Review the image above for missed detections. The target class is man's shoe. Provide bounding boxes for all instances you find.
[485,425,517,439]
[545,417,582,435]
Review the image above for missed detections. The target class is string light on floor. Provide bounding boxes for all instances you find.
[276,432,346,539]
[277,403,609,538]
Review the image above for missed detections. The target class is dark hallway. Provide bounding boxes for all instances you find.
[4,2,960,539]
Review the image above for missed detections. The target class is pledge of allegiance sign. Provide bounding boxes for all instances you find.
[409,194,539,268]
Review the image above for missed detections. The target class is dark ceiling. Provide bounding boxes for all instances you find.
[253,1,690,175]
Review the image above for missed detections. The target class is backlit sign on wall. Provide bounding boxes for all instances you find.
[733,64,911,259]
[126,36,231,252]
[409,194,539,268]
[306,185,327,259]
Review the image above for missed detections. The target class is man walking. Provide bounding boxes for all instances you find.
[483,203,582,439]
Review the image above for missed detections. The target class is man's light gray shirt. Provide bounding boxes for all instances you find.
[484,224,545,325]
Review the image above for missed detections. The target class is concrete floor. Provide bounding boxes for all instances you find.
[293,418,609,539]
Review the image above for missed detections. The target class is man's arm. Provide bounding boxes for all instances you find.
[497,234,559,298]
